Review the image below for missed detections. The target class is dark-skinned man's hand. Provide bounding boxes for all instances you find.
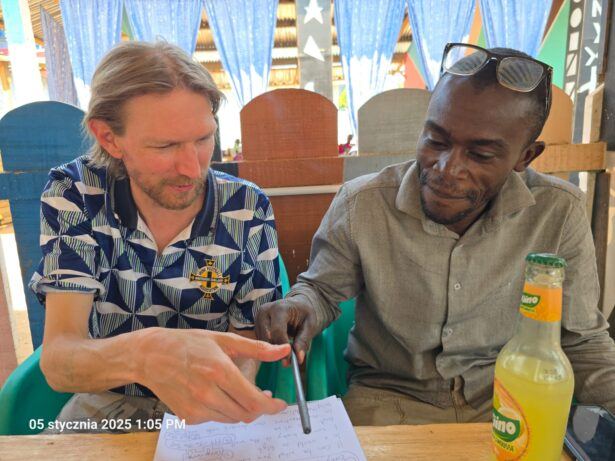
[255,298,319,365]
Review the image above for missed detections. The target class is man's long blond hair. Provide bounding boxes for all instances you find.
[84,41,224,179]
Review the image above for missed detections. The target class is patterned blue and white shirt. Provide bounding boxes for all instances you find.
[30,156,280,396]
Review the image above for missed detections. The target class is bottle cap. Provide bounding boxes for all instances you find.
[525,252,567,268]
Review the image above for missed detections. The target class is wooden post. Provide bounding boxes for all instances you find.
[0,265,17,387]
[571,0,610,142]
[601,1,615,332]
[591,172,610,311]
[605,150,615,335]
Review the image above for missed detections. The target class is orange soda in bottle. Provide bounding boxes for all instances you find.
[492,253,574,460]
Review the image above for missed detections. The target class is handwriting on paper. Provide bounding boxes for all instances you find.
[153,396,366,461]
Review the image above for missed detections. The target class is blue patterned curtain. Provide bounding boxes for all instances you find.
[407,0,476,91]
[60,0,123,108]
[479,0,552,57]
[41,7,79,106]
[124,0,203,53]
[334,0,406,133]
[203,0,278,106]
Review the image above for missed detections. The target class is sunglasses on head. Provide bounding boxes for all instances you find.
[440,43,553,117]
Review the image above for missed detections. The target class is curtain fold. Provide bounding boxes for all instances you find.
[203,0,278,107]
[334,0,406,133]
[479,0,552,57]
[40,7,79,106]
[59,0,123,108]
[407,0,476,91]
[124,0,203,54]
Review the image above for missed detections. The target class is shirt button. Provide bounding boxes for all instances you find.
[443,327,453,337]
[454,282,462,290]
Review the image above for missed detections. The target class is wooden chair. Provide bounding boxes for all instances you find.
[357,88,431,156]
[538,85,573,145]
[342,88,431,182]
[531,143,609,303]
[0,101,89,348]
[213,89,342,283]
[534,85,610,314]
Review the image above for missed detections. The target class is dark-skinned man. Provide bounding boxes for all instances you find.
[256,44,615,425]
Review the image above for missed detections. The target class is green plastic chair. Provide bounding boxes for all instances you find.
[0,347,72,435]
[0,258,296,434]
[255,257,297,403]
[306,299,356,400]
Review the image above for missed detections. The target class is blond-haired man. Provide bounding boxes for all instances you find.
[30,41,289,432]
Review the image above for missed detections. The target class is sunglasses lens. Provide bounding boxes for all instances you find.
[498,58,545,92]
[444,45,487,75]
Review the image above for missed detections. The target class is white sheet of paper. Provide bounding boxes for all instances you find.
[153,396,366,461]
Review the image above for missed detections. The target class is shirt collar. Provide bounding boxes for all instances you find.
[478,169,536,233]
[190,169,218,238]
[111,175,138,229]
[395,161,423,219]
[395,161,536,236]
[110,169,217,238]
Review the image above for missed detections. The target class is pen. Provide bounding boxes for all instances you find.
[290,348,311,434]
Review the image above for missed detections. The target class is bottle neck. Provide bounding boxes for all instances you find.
[516,315,562,346]
[517,280,563,342]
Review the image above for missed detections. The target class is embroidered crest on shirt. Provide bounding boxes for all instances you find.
[189,260,230,299]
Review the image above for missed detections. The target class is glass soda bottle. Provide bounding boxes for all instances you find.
[492,253,574,460]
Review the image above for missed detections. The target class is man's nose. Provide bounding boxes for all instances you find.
[435,147,468,179]
[174,143,201,179]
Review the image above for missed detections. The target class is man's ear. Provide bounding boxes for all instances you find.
[513,141,546,172]
[88,119,124,160]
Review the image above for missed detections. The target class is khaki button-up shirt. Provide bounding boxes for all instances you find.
[288,161,615,411]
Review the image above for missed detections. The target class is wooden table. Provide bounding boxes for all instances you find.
[0,423,572,460]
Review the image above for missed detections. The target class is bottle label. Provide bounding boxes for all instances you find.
[492,378,529,460]
[519,283,562,322]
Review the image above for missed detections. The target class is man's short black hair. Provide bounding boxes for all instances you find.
[438,47,551,146]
